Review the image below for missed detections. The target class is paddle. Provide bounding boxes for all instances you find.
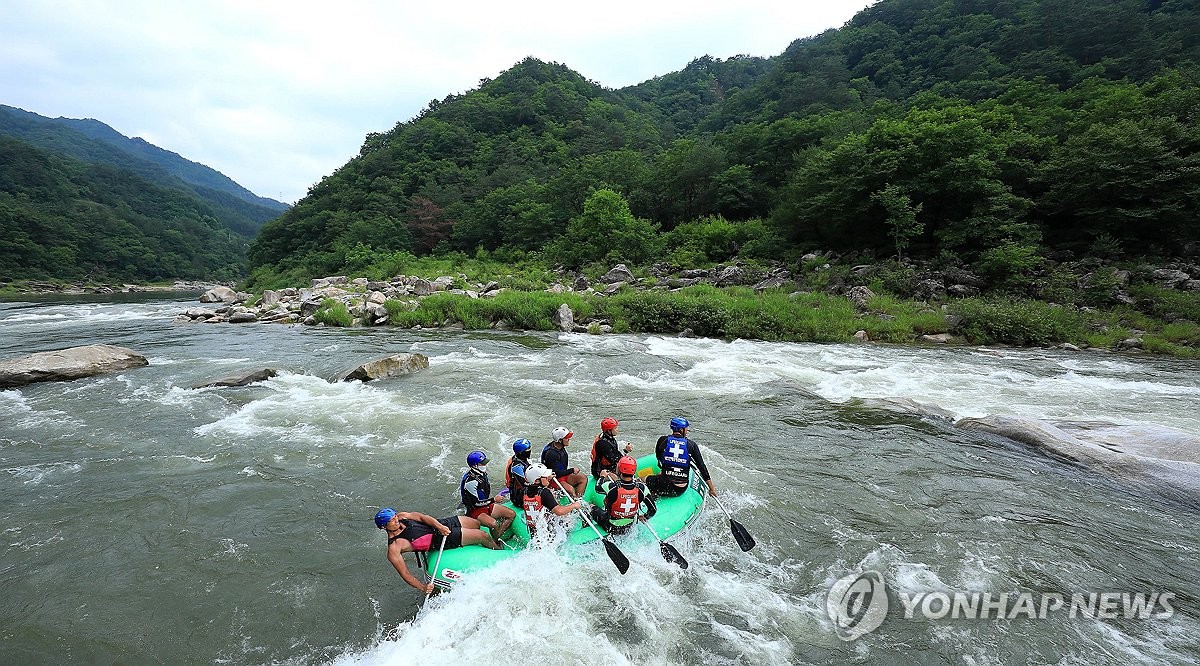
[424,528,449,602]
[640,517,688,569]
[552,477,630,575]
[692,462,755,552]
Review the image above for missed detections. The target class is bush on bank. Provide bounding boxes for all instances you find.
[245,253,1200,358]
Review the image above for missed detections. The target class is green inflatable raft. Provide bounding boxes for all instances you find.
[420,453,704,588]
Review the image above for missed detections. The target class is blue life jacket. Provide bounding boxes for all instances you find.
[459,470,491,508]
[661,435,691,481]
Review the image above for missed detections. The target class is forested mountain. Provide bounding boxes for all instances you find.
[0,137,248,282]
[250,0,1200,286]
[0,105,287,237]
[0,105,291,282]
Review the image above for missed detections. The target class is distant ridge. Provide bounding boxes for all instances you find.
[0,104,287,236]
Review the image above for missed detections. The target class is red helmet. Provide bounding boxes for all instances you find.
[601,417,619,431]
[617,456,637,476]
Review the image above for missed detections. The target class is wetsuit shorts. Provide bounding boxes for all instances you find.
[466,504,493,520]
[410,516,464,551]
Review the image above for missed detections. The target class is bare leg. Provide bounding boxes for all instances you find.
[568,472,588,499]
[460,528,500,550]
[491,504,515,539]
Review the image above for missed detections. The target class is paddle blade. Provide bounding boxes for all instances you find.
[730,518,755,552]
[602,537,631,574]
[660,542,689,569]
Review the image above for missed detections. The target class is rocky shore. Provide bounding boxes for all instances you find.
[1,279,214,295]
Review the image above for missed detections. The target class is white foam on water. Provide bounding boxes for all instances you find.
[0,302,185,328]
[625,338,1200,434]
[193,372,490,449]
[329,509,806,666]
[3,461,82,486]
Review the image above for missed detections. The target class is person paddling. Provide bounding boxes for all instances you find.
[541,426,588,499]
[375,508,499,594]
[459,450,516,541]
[590,417,633,491]
[646,417,717,498]
[591,455,656,535]
[521,463,581,537]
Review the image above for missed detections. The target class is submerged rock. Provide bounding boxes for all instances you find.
[193,368,278,389]
[339,353,430,382]
[0,344,148,388]
[957,415,1200,505]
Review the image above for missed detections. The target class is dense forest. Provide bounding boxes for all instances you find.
[0,106,288,282]
[0,137,248,282]
[248,0,1200,289]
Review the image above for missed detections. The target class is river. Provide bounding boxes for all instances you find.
[1,294,1197,664]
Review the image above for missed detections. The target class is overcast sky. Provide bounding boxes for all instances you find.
[1,1,875,204]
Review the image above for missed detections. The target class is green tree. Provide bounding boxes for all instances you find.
[547,189,662,268]
[871,184,924,259]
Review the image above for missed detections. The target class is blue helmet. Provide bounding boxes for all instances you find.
[467,450,489,467]
[670,416,690,431]
[512,438,532,454]
[374,508,396,529]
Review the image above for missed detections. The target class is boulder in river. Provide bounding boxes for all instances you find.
[193,368,278,389]
[339,353,430,382]
[552,303,575,332]
[0,344,148,389]
[199,286,237,303]
[957,415,1200,506]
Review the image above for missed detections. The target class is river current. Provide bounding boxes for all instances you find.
[1,294,1197,664]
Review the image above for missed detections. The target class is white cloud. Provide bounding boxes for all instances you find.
[0,0,875,204]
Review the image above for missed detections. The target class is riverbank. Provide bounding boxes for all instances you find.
[0,278,213,296]
[176,258,1200,358]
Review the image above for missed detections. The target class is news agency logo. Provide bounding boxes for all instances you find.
[826,570,1178,641]
[827,571,889,641]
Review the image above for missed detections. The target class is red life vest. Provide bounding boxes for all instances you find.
[609,484,641,521]
[522,488,545,530]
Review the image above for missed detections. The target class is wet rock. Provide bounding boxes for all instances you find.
[678,328,695,338]
[921,333,956,344]
[0,344,148,389]
[193,368,278,388]
[339,353,430,382]
[228,311,259,324]
[854,330,870,342]
[956,416,1200,505]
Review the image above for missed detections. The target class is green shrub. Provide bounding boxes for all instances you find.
[313,298,354,327]
[949,298,1085,346]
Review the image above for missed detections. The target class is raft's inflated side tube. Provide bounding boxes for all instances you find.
[425,453,705,588]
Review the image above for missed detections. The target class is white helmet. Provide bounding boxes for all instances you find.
[525,463,553,483]
[551,426,571,441]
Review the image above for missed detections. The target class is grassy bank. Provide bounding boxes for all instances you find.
[372,284,1200,358]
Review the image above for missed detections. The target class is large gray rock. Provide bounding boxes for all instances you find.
[199,286,236,303]
[601,264,636,284]
[957,416,1200,505]
[193,368,278,389]
[0,344,148,388]
[339,353,430,382]
[552,303,575,332]
[1152,269,1191,288]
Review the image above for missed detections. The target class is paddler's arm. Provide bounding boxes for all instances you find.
[387,547,427,592]
[405,511,451,536]
[689,441,717,496]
